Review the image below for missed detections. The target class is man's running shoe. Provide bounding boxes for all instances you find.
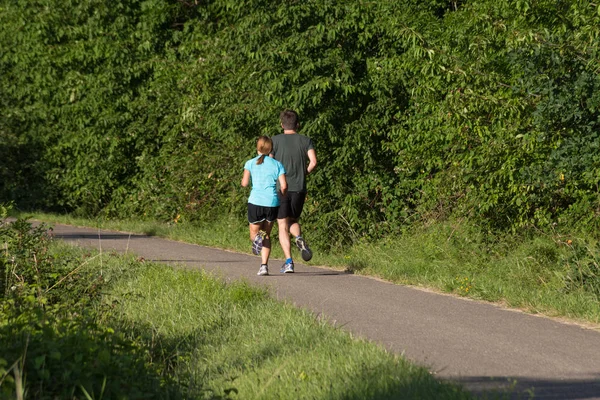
[252,230,266,255]
[295,236,313,262]
[280,261,294,274]
[257,264,269,276]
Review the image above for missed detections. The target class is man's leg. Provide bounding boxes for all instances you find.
[287,192,312,261]
[277,217,292,260]
[277,217,295,273]
[288,218,301,238]
[289,217,312,262]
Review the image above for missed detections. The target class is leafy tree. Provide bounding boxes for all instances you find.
[1,0,599,246]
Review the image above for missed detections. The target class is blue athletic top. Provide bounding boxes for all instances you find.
[244,155,286,207]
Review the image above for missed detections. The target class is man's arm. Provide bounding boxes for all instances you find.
[307,148,317,174]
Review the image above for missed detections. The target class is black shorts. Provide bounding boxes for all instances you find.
[247,203,279,224]
[277,191,306,220]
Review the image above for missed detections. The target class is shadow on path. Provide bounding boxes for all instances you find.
[453,376,600,400]
[262,271,348,277]
[53,233,149,240]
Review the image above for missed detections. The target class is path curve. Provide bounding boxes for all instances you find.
[47,222,600,399]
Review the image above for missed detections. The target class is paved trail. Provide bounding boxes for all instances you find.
[48,222,600,399]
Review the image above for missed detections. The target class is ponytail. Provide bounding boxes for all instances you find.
[255,136,272,165]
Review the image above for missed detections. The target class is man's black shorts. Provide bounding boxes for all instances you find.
[277,191,306,220]
[247,203,279,224]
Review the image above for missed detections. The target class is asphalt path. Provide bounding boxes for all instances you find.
[46,222,600,399]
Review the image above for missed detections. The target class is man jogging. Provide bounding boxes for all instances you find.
[271,109,317,273]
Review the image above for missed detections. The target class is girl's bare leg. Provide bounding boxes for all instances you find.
[249,223,261,242]
[260,220,275,265]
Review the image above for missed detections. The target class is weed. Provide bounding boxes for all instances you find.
[562,239,600,299]
[455,276,474,296]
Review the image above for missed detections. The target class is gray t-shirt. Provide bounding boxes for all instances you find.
[271,133,314,192]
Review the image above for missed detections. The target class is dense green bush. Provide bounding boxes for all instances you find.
[1,0,599,247]
[0,213,178,398]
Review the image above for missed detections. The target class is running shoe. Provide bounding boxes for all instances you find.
[280,261,294,274]
[295,236,313,261]
[252,230,266,255]
[257,264,269,276]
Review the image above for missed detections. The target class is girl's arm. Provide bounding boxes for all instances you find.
[278,174,287,196]
[241,169,251,187]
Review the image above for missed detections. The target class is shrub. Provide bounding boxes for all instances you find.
[0,213,177,398]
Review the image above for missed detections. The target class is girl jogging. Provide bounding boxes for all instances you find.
[241,136,287,276]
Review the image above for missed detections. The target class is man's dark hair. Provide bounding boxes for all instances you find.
[280,109,299,130]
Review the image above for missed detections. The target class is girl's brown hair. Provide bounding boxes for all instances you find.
[256,136,272,165]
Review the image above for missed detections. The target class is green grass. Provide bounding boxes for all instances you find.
[19,211,600,326]
[107,262,471,399]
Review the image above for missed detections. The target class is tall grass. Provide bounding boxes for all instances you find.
[329,222,600,324]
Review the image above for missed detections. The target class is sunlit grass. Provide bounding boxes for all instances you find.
[107,262,471,399]
[323,223,600,325]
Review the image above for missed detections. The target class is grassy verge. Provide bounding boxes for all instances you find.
[1,217,471,399]
[19,211,600,327]
[336,223,600,325]
[109,260,470,399]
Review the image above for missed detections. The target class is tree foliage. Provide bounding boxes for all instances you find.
[1,0,599,247]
